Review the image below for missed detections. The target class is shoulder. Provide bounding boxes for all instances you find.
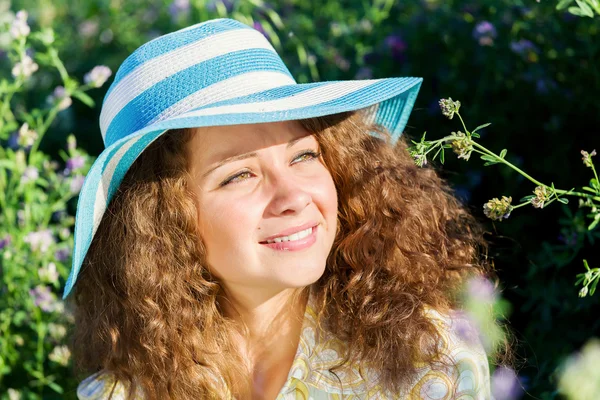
[77,370,142,400]
[409,307,492,399]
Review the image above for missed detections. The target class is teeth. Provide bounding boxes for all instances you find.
[266,227,313,244]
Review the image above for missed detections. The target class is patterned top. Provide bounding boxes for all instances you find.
[77,291,491,399]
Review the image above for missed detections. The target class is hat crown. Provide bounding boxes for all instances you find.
[99,18,296,147]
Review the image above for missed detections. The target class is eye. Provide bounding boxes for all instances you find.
[291,150,322,164]
[219,170,254,187]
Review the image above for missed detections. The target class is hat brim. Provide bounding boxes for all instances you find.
[62,76,423,299]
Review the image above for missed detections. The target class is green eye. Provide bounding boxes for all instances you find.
[292,150,321,163]
[220,171,253,186]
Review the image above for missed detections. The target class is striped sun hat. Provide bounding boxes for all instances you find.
[62,17,423,299]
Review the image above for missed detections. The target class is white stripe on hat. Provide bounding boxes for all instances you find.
[100,28,277,138]
[148,71,296,125]
[170,79,380,119]
[92,133,153,238]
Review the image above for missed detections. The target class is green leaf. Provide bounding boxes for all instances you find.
[575,0,595,16]
[590,178,600,190]
[589,217,600,231]
[440,148,445,164]
[568,5,593,16]
[480,154,497,162]
[582,186,597,193]
[557,198,569,204]
[499,149,507,159]
[483,161,499,166]
[471,133,480,138]
[520,195,536,202]
[471,122,491,134]
[556,0,575,9]
[48,381,64,394]
[72,91,95,108]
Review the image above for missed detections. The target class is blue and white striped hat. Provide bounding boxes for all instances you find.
[62,17,423,299]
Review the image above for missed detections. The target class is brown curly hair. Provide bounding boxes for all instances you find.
[69,109,507,399]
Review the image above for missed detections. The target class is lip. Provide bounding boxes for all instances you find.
[259,221,319,243]
[259,225,318,251]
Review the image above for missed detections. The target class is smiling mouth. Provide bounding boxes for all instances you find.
[259,226,315,244]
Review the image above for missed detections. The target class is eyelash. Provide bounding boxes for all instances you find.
[219,150,322,187]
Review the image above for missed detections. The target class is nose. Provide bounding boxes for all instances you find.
[265,170,312,216]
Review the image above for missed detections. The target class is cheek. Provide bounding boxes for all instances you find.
[197,196,257,248]
[312,170,338,220]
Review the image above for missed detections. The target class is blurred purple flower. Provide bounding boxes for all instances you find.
[21,166,39,184]
[78,19,99,39]
[69,175,85,194]
[473,21,497,46]
[510,39,538,56]
[334,54,350,71]
[24,229,55,253]
[55,247,71,262]
[491,366,523,399]
[384,34,407,61]
[51,210,67,223]
[168,0,190,20]
[558,232,578,246]
[536,78,557,95]
[84,66,112,88]
[253,21,267,37]
[355,67,373,80]
[451,311,481,345]
[0,235,12,250]
[467,276,496,303]
[29,285,63,312]
[65,155,85,173]
[206,0,235,12]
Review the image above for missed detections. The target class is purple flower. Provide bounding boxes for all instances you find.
[473,21,497,46]
[29,285,63,313]
[78,19,99,38]
[84,66,112,88]
[168,0,190,20]
[55,247,71,262]
[491,366,523,399]
[384,34,407,61]
[24,229,55,253]
[466,276,496,303]
[0,234,12,250]
[66,155,85,173]
[253,21,267,37]
[21,166,39,184]
[510,39,538,56]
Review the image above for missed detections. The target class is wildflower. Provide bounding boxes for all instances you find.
[17,122,38,148]
[413,154,428,167]
[531,185,550,209]
[24,229,55,253]
[38,262,59,284]
[48,323,67,340]
[43,159,60,172]
[168,0,191,21]
[581,149,597,168]
[510,39,539,58]
[21,166,39,184]
[0,234,12,250]
[7,388,21,400]
[253,21,267,36]
[439,98,461,119]
[384,34,407,60]
[473,21,497,46]
[11,55,39,79]
[55,247,71,262]
[467,276,497,303]
[29,285,63,312]
[84,65,112,88]
[65,155,86,173]
[491,366,523,399]
[9,10,30,39]
[78,19,99,38]
[49,345,71,366]
[559,339,600,399]
[451,131,473,161]
[483,196,513,221]
[51,86,73,111]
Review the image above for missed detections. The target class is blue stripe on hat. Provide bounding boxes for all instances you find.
[104,48,292,146]
[105,19,251,101]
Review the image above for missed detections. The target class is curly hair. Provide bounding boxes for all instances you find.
[69,110,508,398]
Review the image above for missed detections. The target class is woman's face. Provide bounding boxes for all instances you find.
[187,120,338,299]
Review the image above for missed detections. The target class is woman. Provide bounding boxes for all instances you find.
[67,18,500,399]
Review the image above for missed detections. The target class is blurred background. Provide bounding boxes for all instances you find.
[1,0,599,398]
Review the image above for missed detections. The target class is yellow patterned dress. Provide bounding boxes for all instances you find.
[77,292,491,399]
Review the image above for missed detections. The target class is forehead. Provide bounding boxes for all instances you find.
[188,120,313,161]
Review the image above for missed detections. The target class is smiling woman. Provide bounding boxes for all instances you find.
[65,17,501,400]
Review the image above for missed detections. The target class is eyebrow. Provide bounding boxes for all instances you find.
[201,136,307,179]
